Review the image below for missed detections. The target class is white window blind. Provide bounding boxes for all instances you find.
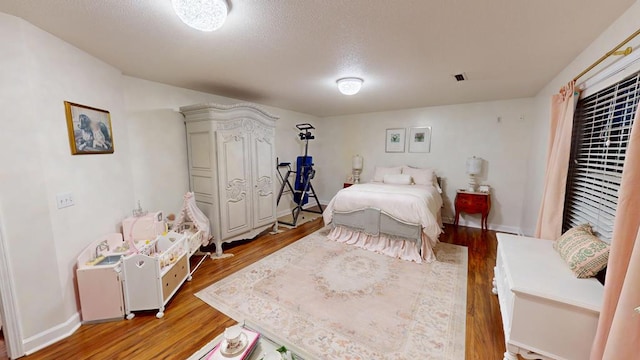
[563,71,640,242]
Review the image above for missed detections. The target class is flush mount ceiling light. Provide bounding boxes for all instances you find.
[336,77,364,95]
[172,0,228,32]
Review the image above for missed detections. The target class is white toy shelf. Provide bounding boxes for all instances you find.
[122,231,190,319]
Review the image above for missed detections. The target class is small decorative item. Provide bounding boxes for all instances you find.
[352,154,363,183]
[385,128,406,153]
[260,346,295,360]
[466,156,483,192]
[408,127,432,153]
[65,101,114,155]
[479,185,490,193]
[165,213,176,230]
[132,200,147,217]
[222,325,247,355]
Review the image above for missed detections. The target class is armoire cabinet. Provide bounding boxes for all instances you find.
[181,103,279,257]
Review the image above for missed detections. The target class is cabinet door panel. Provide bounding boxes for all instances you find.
[189,132,212,170]
[77,268,123,322]
[217,130,252,238]
[252,134,277,227]
[186,123,217,239]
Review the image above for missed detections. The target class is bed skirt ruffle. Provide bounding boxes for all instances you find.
[327,226,436,263]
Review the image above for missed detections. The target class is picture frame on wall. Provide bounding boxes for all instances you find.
[385,128,406,153]
[408,126,431,153]
[64,101,114,155]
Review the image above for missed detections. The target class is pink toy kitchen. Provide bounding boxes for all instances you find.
[76,194,210,323]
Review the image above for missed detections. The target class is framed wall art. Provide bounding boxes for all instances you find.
[408,126,431,153]
[385,128,406,153]
[64,101,114,155]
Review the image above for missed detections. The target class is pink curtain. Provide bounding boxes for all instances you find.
[590,102,640,359]
[535,82,578,240]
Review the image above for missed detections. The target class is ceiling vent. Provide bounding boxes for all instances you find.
[453,73,468,82]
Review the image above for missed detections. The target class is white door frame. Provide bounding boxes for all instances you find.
[0,222,25,358]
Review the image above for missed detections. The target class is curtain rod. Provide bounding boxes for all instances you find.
[573,28,640,83]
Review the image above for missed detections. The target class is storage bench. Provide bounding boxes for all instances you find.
[493,233,604,360]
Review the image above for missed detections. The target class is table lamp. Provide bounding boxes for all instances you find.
[466,156,482,192]
[352,154,363,184]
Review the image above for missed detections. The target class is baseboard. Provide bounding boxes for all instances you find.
[519,227,534,237]
[442,217,521,235]
[23,312,81,355]
[277,201,329,218]
[304,201,329,210]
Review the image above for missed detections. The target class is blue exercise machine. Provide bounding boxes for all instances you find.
[276,123,323,226]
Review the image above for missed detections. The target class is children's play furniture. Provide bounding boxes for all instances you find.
[122,231,190,319]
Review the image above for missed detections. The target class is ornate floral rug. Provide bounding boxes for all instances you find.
[196,228,467,359]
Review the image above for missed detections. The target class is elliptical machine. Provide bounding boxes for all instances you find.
[275,123,323,227]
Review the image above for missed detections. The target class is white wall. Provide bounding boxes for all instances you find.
[0,12,135,350]
[520,0,640,236]
[123,76,320,218]
[0,13,64,344]
[317,98,534,233]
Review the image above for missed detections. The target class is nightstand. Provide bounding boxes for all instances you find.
[343,182,354,188]
[454,190,491,230]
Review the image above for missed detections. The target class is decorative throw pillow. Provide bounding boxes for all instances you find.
[401,166,435,186]
[554,224,610,278]
[373,166,402,182]
[383,174,412,185]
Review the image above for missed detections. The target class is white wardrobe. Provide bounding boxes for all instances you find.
[181,103,278,257]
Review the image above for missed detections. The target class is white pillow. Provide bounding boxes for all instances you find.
[373,166,402,182]
[401,166,435,186]
[383,174,413,185]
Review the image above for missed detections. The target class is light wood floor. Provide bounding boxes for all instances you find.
[5,221,506,359]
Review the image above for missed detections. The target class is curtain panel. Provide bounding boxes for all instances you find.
[591,101,640,360]
[535,81,577,240]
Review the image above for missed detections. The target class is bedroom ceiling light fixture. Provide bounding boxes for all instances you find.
[337,77,364,95]
[172,0,228,32]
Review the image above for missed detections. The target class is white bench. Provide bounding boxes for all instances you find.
[493,233,604,360]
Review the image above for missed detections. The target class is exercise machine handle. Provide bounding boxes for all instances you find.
[296,123,315,131]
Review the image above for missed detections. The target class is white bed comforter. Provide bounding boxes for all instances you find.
[323,183,443,245]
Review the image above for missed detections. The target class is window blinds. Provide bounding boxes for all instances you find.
[563,72,640,242]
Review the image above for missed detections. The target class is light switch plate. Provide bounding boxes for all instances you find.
[56,192,74,209]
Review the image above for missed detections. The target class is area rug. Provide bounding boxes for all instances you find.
[196,228,467,359]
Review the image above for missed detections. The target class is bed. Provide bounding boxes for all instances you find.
[323,166,443,263]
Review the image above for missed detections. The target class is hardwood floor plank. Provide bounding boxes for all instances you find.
[3,222,506,360]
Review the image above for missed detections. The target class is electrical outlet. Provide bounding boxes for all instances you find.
[56,192,75,209]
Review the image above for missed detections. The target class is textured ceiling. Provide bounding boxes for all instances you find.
[0,0,635,116]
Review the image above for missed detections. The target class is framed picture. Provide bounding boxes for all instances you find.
[64,101,114,155]
[385,128,406,153]
[408,127,431,153]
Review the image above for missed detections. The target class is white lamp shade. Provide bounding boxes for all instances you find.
[337,77,364,95]
[352,154,363,170]
[466,157,482,175]
[172,0,228,32]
